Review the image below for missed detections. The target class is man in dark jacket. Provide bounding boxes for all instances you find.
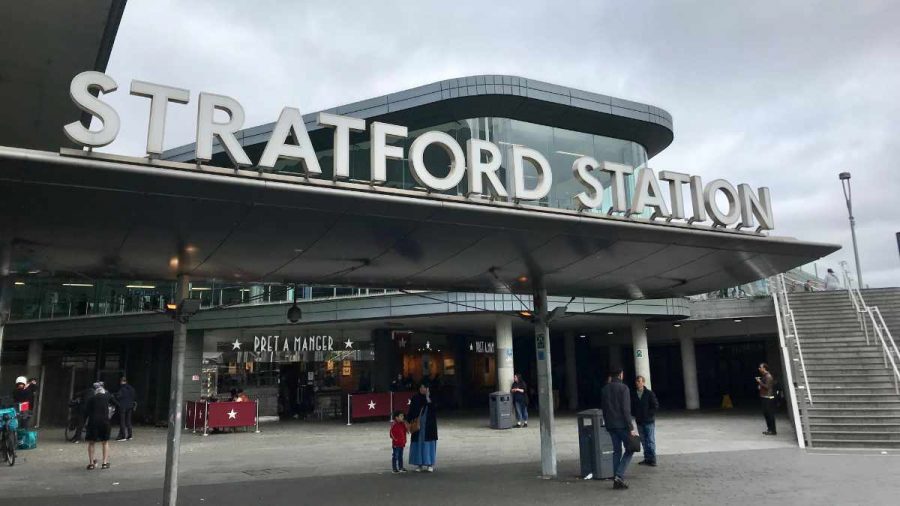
[756,363,777,435]
[601,369,638,490]
[631,375,659,466]
[115,377,136,441]
[511,373,528,428]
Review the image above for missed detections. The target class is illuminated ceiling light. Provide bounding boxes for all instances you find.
[607,331,614,335]
[673,323,682,328]
[185,245,198,253]
[62,283,94,287]
[579,334,586,338]
[27,270,41,274]
[733,318,743,323]
[169,257,179,268]
[126,285,156,289]
[517,275,529,283]
[190,287,211,291]
[240,289,251,292]
[14,281,25,286]
[518,310,533,318]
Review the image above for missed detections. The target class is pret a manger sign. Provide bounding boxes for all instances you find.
[63,71,774,232]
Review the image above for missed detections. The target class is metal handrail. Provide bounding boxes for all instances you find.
[771,280,808,448]
[840,265,900,394]
[777,274,814,404]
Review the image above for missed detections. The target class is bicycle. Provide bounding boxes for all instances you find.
[65,399,84,442]
[0,412,16,466]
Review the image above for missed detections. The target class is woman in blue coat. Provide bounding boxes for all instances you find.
[406,383,438,472]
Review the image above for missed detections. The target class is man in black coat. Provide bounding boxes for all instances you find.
[601,369,638,490]
[115,377,136,441]
[631,375,659,466]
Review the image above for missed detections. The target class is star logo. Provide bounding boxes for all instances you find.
[425,341,431,350]
[344,339,354,349]
[231,339,242,350]
[398,337,407,348]
[368,400,376,410]
[227,409,237,420]
[407,399,411,405]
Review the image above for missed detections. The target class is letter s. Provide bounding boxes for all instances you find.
[63,71,120,147]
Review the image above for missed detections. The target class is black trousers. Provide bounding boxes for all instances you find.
[117,408,134,439]
[761,398,777,433]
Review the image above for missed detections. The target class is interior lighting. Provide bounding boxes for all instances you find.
[517,275,529,283]
[62,283,94,287]
[518,310,533,318]
[579,334,586,338]
[733,318,743,323]
[190,287,211,291]
[14,281,25,286]
[126,285,156,289]
[607,331,614,335]
[673,323,682,328]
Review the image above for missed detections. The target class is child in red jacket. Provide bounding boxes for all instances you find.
[390,411,408,473]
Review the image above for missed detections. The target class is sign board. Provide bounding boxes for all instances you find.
[61,71,776,233]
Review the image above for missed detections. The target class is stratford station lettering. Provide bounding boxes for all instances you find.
[63,71,774,232]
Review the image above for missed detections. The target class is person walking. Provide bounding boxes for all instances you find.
[389,410,408,473]
[601,369,639,490]
[824,268,841,290]
[631,375,659,466]
[756,363,777,436]
[84,382,118,470]
[407,383,438,472]
[511,373,528,428]
[115,377,136,441]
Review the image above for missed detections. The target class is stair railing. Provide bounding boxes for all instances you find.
[841,265,900,394]
[770,274,812,448]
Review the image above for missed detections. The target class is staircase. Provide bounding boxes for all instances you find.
[788,288,900,449]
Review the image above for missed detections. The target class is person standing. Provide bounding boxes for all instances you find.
[84,382,118,470]
[389,411,408,473]
[631,375,659,467]
[11,377,37,430]
[756,363,777,436]
[511,373,528,428]
[601,369,639,490]
[407,383,438,472]
[115,377,136,441]
[824,268,841,290]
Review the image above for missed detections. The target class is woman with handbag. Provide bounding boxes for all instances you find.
[406,383,438,472]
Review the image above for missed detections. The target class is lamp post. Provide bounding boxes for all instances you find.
[839,172,864,289]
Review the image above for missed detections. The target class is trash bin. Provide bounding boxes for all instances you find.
[489,392,514,429]
[577,409,613,479]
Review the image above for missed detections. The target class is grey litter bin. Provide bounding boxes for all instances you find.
[577,409,614,479]
[489,392,514,429]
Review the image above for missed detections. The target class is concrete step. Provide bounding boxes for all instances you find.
[809,422,900,430]
[806,408,900,416]
[809,439,900,449]
[803,357,886,365]
[803,350,885,358]
[805,372,897,380]
[801,344,878,351]
[812,431,900,441]
[805,365,893,372]
[807,380,898,388]
[806,415,900,424]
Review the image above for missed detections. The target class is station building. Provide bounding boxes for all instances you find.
[0,0,836,430]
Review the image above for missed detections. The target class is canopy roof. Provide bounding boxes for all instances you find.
[0,147,839,298]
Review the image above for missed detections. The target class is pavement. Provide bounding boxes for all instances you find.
[3,410,899,505]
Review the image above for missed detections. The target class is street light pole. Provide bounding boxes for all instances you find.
[839,172,864,289]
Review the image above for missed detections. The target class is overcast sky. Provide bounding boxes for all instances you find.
[102,0,899,288]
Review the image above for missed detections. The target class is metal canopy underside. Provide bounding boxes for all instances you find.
[0,147,840,298]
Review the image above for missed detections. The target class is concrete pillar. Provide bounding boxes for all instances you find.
[0,241,11,381]
[631,318,651,390]
[679,333,700,410]
[163,274,189,506]
[26,340,43,380]
[495,315,514,392]
[564,332,578,411]
[532,284,557,478]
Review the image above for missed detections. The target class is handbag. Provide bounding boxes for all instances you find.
[408,408,425,434]
[626,432,642,453]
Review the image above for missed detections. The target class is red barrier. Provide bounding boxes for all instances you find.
[350,392,391,420]
[184,400,258,435]
[392,391,415,415]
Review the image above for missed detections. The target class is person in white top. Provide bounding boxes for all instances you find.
[824,268,841,290]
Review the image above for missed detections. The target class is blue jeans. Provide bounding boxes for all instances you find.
[608,429,635,479]
[638,422,656,462]
[514,398,528,422]
[392,446,404,471]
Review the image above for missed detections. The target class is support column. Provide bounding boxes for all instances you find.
[630,318,651,390]
[26,340,43,381]
[163,274,189,506]
[0,241,12,380]
[679,333,700,410]
[495,315,514,392]
[564,332,578,411]
[533,283,557,478]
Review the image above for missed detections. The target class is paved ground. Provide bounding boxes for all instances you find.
[4,410,898,504]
